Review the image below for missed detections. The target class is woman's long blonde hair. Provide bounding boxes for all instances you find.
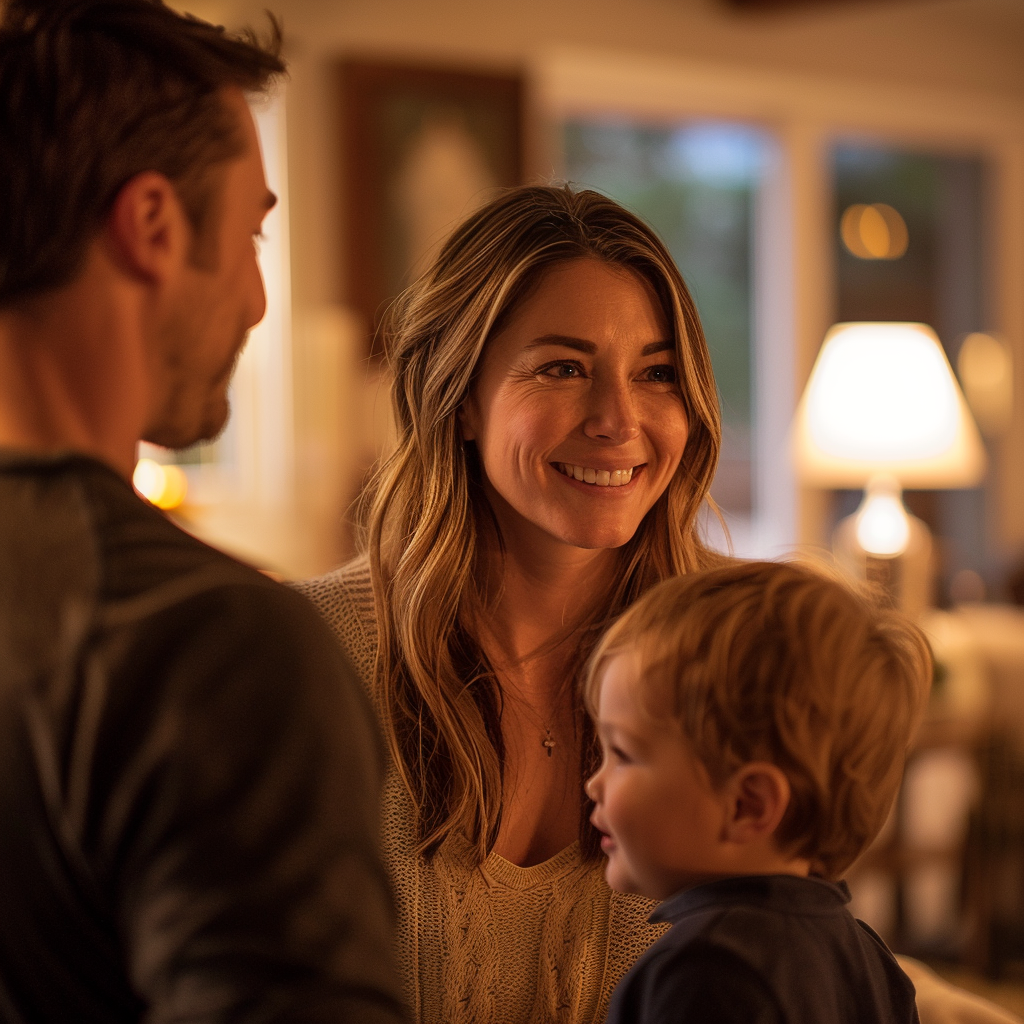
[363,185,723,863]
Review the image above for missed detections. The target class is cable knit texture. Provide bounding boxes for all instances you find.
[296,557,667,1024]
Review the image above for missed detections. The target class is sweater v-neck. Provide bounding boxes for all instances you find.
[483,841,582,888]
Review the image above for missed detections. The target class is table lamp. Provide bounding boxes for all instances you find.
[792,322,987,614]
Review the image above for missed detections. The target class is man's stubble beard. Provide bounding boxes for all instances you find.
[142,329,248,450]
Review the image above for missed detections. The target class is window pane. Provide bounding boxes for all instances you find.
[563,120,767,515]
[832,142,990,601]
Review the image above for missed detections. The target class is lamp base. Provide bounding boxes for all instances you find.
[833,510,933,616]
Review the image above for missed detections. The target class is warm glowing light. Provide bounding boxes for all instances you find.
[840,203,909,260]
[957,332,1012,437]
[855,478,910,556]
[133,458,188,510]
[792,322,987,488]
[809,323,957,459]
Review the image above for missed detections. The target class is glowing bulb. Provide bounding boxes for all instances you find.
[855,479,910,556]
[133,458,188,510]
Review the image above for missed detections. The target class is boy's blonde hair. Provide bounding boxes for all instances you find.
[585,560,932,879]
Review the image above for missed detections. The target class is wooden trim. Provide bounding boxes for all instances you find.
[532,48,1024,148]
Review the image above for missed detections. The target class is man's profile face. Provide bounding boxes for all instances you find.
[144,87,276,450]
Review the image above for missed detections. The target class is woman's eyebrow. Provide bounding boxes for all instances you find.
[525,335,675,356]
[526,334,597,353]
[641,340,675,355]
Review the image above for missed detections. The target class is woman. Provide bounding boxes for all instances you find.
[298,185,1007,1024]
[299,184,714,1022]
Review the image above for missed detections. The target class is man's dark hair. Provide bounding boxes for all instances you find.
[0,0,285,306]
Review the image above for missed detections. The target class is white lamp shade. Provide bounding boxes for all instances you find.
[793,322,987,488]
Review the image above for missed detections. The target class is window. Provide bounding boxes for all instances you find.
[564,119,769,520]
[832,142,990,599]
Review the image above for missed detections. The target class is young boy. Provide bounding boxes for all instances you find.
[585,560,932,1024]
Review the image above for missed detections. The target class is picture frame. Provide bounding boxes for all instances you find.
[340,59,524,355]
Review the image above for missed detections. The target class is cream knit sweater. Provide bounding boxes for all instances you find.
[297,558,666,1024]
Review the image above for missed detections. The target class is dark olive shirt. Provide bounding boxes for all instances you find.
[607,875,919,1024]
[0,451,406,1023]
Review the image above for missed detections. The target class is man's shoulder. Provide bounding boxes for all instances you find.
[76,458,264,602]
[77,479,379,777]
[0,451,342,670]
[0,450,253,594]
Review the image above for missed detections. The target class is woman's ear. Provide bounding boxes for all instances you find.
[458,400,477,442]
[721,762,791,845]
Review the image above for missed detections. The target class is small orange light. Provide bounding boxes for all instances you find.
[133,458,188,510]
[840,203,908,260]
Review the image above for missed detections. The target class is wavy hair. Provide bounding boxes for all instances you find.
[363,184,723,862]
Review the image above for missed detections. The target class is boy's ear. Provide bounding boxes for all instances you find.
[721,763,791,844]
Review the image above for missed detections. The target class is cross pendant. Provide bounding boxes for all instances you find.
[542,731,555,757]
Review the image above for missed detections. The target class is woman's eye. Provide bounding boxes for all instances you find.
[540,361,584,379]
[642,364,678,384]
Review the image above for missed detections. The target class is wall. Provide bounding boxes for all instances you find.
[271,0,1024,312]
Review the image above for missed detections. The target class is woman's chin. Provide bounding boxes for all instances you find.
[557,525,639,552]
[528,509,644,552]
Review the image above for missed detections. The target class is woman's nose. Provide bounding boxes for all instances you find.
[582,378,640,444]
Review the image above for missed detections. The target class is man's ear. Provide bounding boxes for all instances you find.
[104,171,189,286]
[721,762,791,845]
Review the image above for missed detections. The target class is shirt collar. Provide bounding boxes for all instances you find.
[651,874,851,926]
[0,447,127,484]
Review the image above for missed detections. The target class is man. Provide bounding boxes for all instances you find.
[0,2,405,1020]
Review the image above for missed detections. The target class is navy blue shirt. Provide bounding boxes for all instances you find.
[606,875,919,1024]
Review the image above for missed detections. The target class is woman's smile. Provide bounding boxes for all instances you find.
[553,462,640,488]
[552,462,646,493]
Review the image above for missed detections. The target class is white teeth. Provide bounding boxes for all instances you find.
[557,463,635,487]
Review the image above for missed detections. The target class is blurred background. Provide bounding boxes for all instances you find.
[149,0,1023,1009]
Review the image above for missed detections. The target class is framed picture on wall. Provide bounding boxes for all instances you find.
[340,60,524,354]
